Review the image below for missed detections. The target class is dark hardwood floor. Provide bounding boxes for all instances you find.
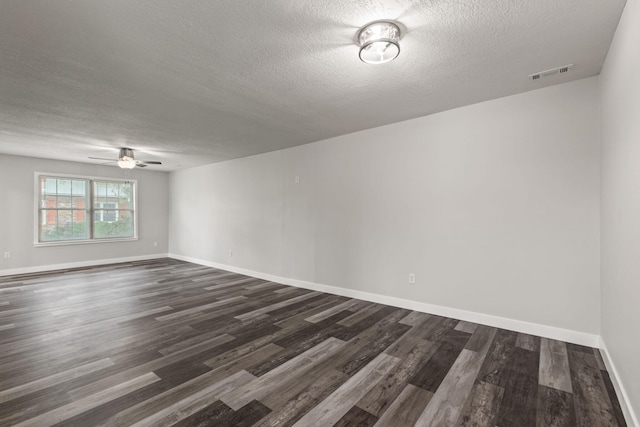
[0,258,627,426]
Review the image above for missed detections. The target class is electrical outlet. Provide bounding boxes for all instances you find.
[153,241,158,247]
[3,252,10,259]
[295,175,300,184]
[408,273,416,284]
[229,249,233,257]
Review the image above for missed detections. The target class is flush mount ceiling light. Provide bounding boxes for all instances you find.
[358,21,401,64]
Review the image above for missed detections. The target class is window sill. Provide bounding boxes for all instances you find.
[34,237,138,247]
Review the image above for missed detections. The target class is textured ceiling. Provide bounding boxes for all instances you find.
[0,0,626,171]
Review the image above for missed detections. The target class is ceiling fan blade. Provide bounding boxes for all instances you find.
[139,160,162,165]
[89,157,116,161]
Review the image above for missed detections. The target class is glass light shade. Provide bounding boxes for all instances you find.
[358,21,400,64]
[117,157,136,169]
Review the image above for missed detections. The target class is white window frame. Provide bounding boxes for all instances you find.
[34,172,138,247]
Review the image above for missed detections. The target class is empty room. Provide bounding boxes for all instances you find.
[0,1,638,426]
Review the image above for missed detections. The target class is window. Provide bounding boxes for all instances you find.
[92,180,135,239]
[36,174,136,244]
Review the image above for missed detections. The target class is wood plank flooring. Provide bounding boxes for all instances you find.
[0,258,627,426]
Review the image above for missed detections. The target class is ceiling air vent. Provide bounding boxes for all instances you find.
[528,64,573,80]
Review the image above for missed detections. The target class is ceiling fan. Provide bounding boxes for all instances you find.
[89,148,162,169]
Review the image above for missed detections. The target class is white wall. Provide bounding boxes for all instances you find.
[169,77,601,336]
[600,0,640,422]
[0,154,169,273]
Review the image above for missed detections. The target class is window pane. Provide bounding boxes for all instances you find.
[71,180,86,196]
[42,195,56,209]
[40,178,58,206]
[40,210,58,241]
[72,210,88,239]
[70,180,87,208]
[94,210,133,238]
[94,181,107,204]
[118,183,133,209]
[39,178,87,209]
[72,196,86,208]
[103,209,116,222]
[42,177,57,195]
[57,195,71,208]
[57,209,73,240]
[58,179,72,195]
[107,182,118,198]
[39,209,85,241]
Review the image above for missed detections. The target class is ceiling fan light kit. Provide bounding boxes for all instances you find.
[116,148,136,169]
[358,21,401,64]
[117,157,137,169]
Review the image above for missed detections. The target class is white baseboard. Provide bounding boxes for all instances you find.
[168,253,600,347]
[600,338,639,427]
[0,254,169,277]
